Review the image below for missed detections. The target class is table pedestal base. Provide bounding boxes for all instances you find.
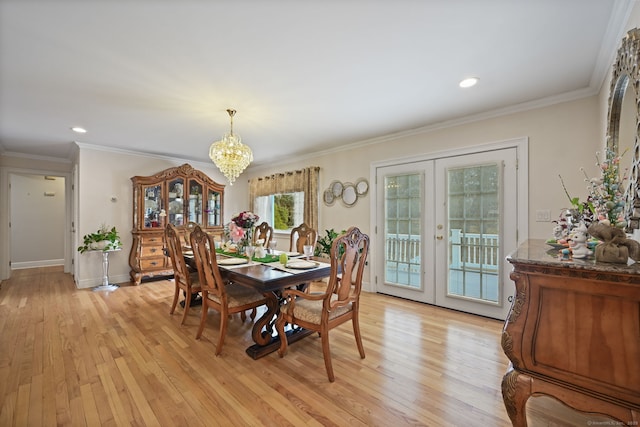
[246,327,314,359]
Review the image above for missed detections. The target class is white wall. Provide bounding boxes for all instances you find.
[10,173,66,268]
[245,96,602,241]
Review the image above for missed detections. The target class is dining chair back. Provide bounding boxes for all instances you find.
[165,223,201,325]
[253,221,273,247]
[275,226,369,381]
[290,223,317,254]
[183,221,198,246]
[190,225,268,356]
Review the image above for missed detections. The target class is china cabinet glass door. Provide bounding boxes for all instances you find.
[142,184,163,229]
[188,180,203,224]
[207,188,221,227]
[168,178,184,226]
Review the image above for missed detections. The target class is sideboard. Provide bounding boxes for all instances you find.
[502,239,639,426]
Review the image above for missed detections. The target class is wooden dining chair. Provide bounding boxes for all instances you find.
[165,223,201,325]
[275,226,370,382]
[183,221,198,246]
[253,221,273,247]
[290,222,317,253]
[189,225,268,356]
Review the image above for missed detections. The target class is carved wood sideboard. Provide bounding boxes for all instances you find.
[502,239,639,426]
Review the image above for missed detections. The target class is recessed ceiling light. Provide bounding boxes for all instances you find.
[459,77,479,88]
[71,126,87,133]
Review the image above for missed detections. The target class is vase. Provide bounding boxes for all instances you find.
[237,228,252,255]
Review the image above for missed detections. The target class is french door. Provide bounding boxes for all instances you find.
[375,146,520,320]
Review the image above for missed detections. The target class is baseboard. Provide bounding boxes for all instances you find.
[11,259,64,270]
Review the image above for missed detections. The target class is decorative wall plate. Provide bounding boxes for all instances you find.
[355,178,369,196]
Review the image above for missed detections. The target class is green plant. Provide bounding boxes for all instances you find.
[315,228,345,257]
[77,224,122,253]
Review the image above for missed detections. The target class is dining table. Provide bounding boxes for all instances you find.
[184,249,332,359]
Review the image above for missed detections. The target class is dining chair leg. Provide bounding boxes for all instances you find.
[180,294,191,325]
[195,301,208,339]
[240,311,247,322]
[321,330,335,382]
[170,286,180,315]
[352,311,365,359]
[215,309,229,356]
[275,315,288,357]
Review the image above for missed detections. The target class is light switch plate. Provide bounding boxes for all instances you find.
[535,209,551,222]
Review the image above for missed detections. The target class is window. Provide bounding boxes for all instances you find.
[254,192,304,232]
[248,167,320,233]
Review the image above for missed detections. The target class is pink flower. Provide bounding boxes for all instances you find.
[229,223,245,243]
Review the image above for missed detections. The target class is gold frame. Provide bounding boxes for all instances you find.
[606,28,640,230]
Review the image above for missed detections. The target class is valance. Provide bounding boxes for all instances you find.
[249,167,320,231]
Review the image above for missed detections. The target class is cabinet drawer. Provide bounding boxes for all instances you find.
[141,245,164,257]
[141,235,164,245]
[140,258,167,270]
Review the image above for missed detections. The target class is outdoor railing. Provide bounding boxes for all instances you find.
[386,230,499,271]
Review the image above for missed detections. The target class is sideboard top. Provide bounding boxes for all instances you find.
[507,239,640,275]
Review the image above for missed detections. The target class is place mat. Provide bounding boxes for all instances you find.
[217,257,248,265]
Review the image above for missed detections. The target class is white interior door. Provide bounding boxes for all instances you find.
[375,146,520,320]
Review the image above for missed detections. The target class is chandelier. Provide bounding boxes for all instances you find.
[209,109,253,185]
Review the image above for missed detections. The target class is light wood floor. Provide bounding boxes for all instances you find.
[0,267,613,426]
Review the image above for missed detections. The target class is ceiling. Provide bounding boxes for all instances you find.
[0,1,634,169]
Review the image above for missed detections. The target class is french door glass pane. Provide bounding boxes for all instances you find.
[384,174,422,289]
[447,164,500,303]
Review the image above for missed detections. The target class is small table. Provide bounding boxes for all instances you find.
[92,249,121,292]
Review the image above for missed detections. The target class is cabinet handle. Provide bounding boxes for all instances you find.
[508,295,514,303]
[150,248,157,253]
[150,261,157,266]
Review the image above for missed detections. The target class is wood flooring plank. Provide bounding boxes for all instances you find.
[0,266,617,427]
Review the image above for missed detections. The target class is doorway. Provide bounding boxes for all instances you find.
[372,139,527,320]
[0,168,73,280]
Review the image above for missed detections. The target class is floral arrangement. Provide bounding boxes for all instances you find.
[581,146,628,228]
[231,211,259,229]
[223,211,259,251]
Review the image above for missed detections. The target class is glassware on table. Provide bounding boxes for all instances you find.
[268,240,277,254]
[303,245,314,260]
[245,245,256,264]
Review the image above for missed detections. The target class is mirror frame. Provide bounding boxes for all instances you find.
[606,28,640,230]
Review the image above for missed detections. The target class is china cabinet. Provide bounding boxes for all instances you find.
[501,239,639,426]
[129,163,224,285]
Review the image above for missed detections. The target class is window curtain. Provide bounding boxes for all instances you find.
[249,166,320,231]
